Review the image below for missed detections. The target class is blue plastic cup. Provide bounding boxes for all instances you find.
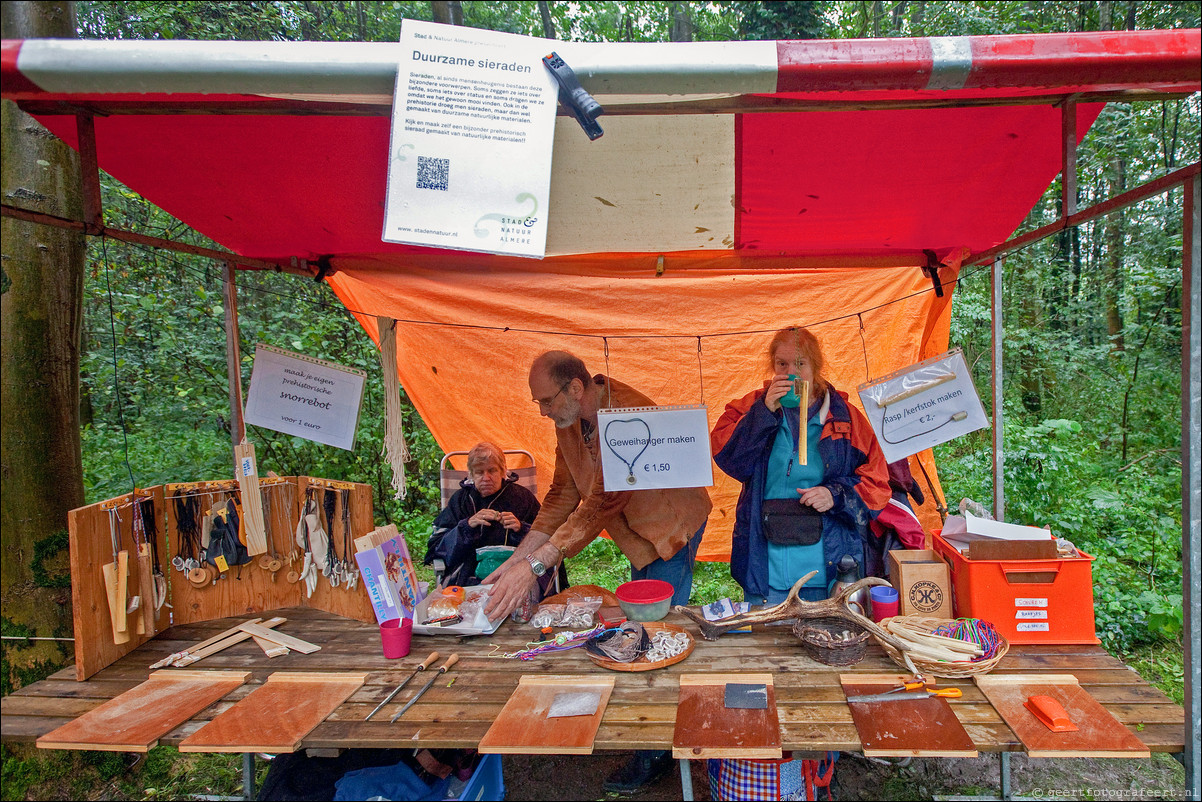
[780,374,801,408]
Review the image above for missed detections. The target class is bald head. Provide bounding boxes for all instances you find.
[530,350,591,387]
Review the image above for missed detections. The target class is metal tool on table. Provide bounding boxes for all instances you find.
[845,687,962,704]
[390,653,459,723]
[365,651,440,721]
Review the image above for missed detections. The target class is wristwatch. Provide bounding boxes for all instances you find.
[527,555,547,577]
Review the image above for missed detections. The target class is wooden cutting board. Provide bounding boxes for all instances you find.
[478,675,615,755]
[672,674,782,759]
[178,672,367,753]
[975,673,1150,757]
[841,673,977,758]
[37,670,250,752]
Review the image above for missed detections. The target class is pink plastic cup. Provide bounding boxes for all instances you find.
[870,586,900,623]
[380,618,412,659]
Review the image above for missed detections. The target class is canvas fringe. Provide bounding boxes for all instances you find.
[378,316,410,500]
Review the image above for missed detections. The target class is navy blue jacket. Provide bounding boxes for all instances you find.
[711,385,891,600]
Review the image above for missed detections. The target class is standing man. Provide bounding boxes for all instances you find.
[483,350,712,794]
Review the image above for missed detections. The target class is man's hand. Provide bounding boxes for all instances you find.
[481,531,552,620]
[798,485,834,513]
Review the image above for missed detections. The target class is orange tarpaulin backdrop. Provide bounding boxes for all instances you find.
[328,250,959,561]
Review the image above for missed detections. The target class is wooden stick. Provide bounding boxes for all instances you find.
[238,621,320,654]
[101,561,130,644]
[172,617,287,667]
[149,616,270,669]
[138,544,156,636]
[234,441,268,556]
[252,636,290,658]
[115,550,129,634]
[797,380,810,465]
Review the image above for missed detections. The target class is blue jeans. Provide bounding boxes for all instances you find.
[630,523,704,607]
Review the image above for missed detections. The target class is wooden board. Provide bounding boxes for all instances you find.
[69,486,168,681]
[178,671,367,753]
[673,673,782,759]
[37,670,249,752]
[587,622,695,672]
[478,675,616,755]
[975,673,1150,757]
[298,477,377,624]
[234,442,268,556]
[840,673,977,757]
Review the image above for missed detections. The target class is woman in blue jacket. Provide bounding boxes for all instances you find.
[710,327,891,605]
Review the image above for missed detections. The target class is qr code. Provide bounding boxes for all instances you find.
[416,156,449,191]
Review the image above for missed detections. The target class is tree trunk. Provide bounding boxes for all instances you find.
[910,0,925,35]
[430,1,463,26]
[1,0,85,692]
[669,2,693,42]
[1103,156,1127,353]
[537,1,556,39]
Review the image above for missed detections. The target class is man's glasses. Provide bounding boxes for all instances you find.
[534,381,571,410]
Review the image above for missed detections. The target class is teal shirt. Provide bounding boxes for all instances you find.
[765,407,826,591]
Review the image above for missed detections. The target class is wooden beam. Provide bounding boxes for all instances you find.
[0,204,307,274]
[1061,97,1078,219]
[74,113,103,231]
[222,262,246,451]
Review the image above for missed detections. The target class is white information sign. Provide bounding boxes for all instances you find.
[596,405,713,492]
[382,19,559,258]
[857,348,988,464]
[244,345,366,451]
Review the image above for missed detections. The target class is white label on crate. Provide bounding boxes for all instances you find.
[1014,597,1048,607]
[1016,609,1048,620]
[1016,622,1051,632]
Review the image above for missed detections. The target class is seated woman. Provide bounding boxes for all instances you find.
[710,327,892,605]
[426,442,565,592]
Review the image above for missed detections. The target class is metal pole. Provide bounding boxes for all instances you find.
[991,256,1005,521]
[242,752,255,800]
[999,751,1011,800]
[679,758,694,801]
[1183,171,1201,802]
[222,261,246,456]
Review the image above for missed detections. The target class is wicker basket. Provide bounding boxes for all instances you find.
[878,616,1010,678]
[793,616,870,666]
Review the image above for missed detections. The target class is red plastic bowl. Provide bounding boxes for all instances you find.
[615,579,674,621]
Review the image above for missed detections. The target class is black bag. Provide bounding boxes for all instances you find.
[761,498,824,546]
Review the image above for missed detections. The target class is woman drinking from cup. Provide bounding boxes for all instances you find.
[710,327,891,605]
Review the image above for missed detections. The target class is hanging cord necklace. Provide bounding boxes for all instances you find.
[138,497,168,612]
[488,624,605,660]
[340,487,357,590]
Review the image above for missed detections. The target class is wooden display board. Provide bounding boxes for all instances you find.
[478,675,616,755]
[179,672,367,753]
[68,487,168,681]
[673,674,782,759]
[975,674,1150,758]
[37,670,249,752]
[840,673,976,758]
[70,477,376,680]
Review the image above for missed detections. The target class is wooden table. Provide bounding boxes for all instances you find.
[1,607,1185,798]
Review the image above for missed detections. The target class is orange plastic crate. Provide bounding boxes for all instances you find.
[932,532,1099,645]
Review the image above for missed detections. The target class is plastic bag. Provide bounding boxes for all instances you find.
[563,596,602,628]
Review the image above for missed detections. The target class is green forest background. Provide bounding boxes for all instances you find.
[3,1,1198,798]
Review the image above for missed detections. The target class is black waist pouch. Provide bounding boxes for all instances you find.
[761,498,824,546]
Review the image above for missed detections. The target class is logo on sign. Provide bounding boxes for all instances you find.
[909,580,944,613]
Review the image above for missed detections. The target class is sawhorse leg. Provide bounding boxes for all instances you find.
[680,758,694,801]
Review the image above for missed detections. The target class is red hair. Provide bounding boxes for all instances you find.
[766,327,828,397]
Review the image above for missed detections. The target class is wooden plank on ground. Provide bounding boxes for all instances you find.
[178,671,367,753]
[238,621,319,653]
[36,670,250,753]
[975,674,1150,758]
[478,675,615,755]
[673,673,782,759]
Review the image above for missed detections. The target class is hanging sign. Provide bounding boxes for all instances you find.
[244,345,366,450]
[857,348,988,463]
[382,19,559,258]
[596,405,713,491]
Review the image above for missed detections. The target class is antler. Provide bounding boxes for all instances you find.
[675,572,918,672]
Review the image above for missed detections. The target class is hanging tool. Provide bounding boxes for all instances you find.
[390,654,459,723]
[845,687,962,704]
[102,507,131,644]
[365,651,440,721]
